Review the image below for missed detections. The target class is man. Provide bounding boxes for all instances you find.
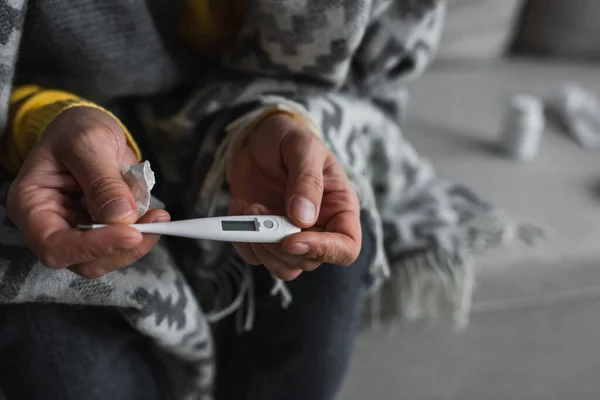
[0,1,501,399]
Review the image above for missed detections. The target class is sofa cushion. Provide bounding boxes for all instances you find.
[403,59,600,304]
[436,0,525,62]
[511,0,600,61]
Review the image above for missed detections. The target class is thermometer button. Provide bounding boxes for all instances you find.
[263,220,274,229]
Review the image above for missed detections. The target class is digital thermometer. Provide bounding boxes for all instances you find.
[78,215,301,243]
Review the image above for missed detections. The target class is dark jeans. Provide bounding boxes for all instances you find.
[0,221,374,400]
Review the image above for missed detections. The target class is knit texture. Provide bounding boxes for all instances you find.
[0,1,544,399]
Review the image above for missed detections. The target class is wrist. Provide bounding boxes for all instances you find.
[227,98,321,153]
[48,106,140,163]
[2,86,141,174]
[58,104,142,163]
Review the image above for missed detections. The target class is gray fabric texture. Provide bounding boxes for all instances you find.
[0,1,540,398]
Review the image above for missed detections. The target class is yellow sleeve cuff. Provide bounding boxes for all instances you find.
[1,85,141,174]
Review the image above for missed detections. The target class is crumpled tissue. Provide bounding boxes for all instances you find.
[120,160,165,217]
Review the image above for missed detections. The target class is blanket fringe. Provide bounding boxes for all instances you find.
[362,210,549,331]
[205,257,294,334]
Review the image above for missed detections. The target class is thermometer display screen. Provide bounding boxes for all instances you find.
[221,220,257,231]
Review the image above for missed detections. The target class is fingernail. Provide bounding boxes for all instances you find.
[289,243,310,255]
[292,196,316,224]
[100,198,135,222]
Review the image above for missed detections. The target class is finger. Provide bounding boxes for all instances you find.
[282,161,362,266]
[70,209,170,279]
[282,213,362,267]
[15,161,80,192]
[6,163,143,269]
[235,202,274,266]
[228,198,260,265]
[6,163,79,226]
[281,128,327,227]
[59,125,137,224]
[242,198,303,279]
[232,243,261,265]
[264,243,322,272]
[22,210,144,269]
[251,243,302,281]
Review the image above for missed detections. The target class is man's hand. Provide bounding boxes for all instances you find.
[6,107,170,279]
[229,113,362,281]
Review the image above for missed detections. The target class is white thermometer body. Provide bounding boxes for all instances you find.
[80,215,301,243]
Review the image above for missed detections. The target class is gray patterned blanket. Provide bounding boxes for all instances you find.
[0,1,542,399]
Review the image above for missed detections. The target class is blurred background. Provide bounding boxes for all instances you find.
[340,1,600,399]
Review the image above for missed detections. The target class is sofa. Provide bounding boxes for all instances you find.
[340,2,600,400]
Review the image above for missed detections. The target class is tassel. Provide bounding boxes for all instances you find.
[362,210,549,330]
[270,277,293,308]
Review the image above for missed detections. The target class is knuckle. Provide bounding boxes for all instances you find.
[304,244,326,263]
[297,169,323,191]
[62,244,98,265]
[130,246,147,262]
[280,271,300,281]
[87,175,125,201]
[318,242,350,267]
[262,113,297,135]
[301,131,321,146]
[39,252,65,270]
[273,267,301,281]
[280,123,322,150]
[299,260,320,271]
[79,267,106,280]
[335,254,352,267]
[44,238,106,269]
[309,251,327,264]
[344,189,360,209]
[339,246,359,267]
[340,256,356,267]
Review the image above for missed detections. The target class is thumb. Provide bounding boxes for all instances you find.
[63,147,137,225]
[282,130,327,228]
